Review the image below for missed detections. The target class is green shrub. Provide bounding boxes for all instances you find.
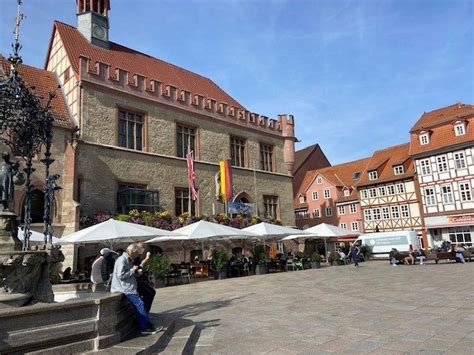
[253,245,266,265]
[115,214,130,222]
[147,254,169,278]
[295,251,305,259]
[211,248,229,271]
[328,251,340,263]
[310,252,322,262]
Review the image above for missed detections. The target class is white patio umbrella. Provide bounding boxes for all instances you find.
[146,220,259,243]
[60,218,177,244]
[18,227,61,245]
[242,222,308,240]
[282,223,359,253]
[241,222,311,261]
[146,220,260,263]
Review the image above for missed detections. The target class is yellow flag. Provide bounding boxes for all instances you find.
[219,160,226,199]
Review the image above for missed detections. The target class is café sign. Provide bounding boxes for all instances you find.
[448,214,474,224]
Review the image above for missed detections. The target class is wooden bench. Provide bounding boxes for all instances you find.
[423,252,440,263]
[424,251,464,264]
[393,248,472,264]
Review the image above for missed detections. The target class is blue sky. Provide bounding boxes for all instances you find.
[1,0,473,164]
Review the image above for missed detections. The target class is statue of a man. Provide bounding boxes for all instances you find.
[0,152,24,211]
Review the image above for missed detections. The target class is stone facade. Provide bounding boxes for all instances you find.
[7,127,77,234]
[64,27,294,225]
[38,3,297,270]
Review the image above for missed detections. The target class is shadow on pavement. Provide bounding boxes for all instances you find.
[151,294,251,353]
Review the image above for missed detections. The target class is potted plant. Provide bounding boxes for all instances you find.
[146,254,169,288]
[328,251,340,266]
[360,245,373,261]
[294,251,306,270]
[253,244,266,275]
[211,248,229,280]
[310,252,322,269]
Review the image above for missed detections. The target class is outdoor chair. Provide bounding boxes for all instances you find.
[178,264,191,284]
[242,262,250,276]
[286,259,295,271]
[165,265,181,286]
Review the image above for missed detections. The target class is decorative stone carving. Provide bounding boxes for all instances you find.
[0,152,25,211]
[0,247,65,308]
[0,210,21,252]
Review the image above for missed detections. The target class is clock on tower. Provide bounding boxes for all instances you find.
[76,0,111,49]
[92,24,107,40]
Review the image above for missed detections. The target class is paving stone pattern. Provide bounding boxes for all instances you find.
[147,262,474,354]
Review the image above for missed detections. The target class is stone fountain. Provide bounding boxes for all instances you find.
[0,4,137,353]
[0,0,64,308]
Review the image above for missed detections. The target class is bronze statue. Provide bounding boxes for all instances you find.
[0,152,25,211]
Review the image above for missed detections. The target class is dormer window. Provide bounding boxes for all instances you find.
[454,122,466,136]
[419,132,430,145]
[368,171,378,181]
[352,172,360,180]
[393,165,404,175]
[316,176,323,184]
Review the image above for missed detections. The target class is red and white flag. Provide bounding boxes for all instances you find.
[186,150,198,201]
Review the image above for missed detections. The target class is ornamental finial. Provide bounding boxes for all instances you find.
[8,0,25,75]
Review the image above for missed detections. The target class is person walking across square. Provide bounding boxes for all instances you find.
[349,242,360,267]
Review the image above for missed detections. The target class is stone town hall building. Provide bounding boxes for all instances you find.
[3,0,298,266]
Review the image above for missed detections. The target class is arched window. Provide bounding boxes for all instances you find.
[21,189,45,223]
[231,192,254,215]
[234,192,252,203]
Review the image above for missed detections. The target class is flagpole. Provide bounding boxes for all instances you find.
[187,149,192,217]
[253,160,258,216]
[188,185,192,217]
[188,155,192,217]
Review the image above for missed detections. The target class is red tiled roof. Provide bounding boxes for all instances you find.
[410,103,474,132]
[358,143,414,186]
[409,103,474,156]
[0,55,74,129]
[319,158,371,188]
[52,21,244,109]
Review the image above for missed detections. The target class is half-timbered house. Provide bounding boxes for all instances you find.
[409,103,474,247]
[358,143,424,241]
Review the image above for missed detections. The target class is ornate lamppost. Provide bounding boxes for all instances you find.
[43,174,61,245]
[0,0,57,251]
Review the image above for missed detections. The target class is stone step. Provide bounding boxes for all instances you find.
[152,320,196,354]
[89,317,175,355]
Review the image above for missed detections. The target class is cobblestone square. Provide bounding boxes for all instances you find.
[150,261,474,354]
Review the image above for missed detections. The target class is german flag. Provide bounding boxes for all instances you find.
[219,160,233,201]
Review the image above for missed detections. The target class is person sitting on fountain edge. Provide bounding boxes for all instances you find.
[111,243,163,335]
[133,242,156,314]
